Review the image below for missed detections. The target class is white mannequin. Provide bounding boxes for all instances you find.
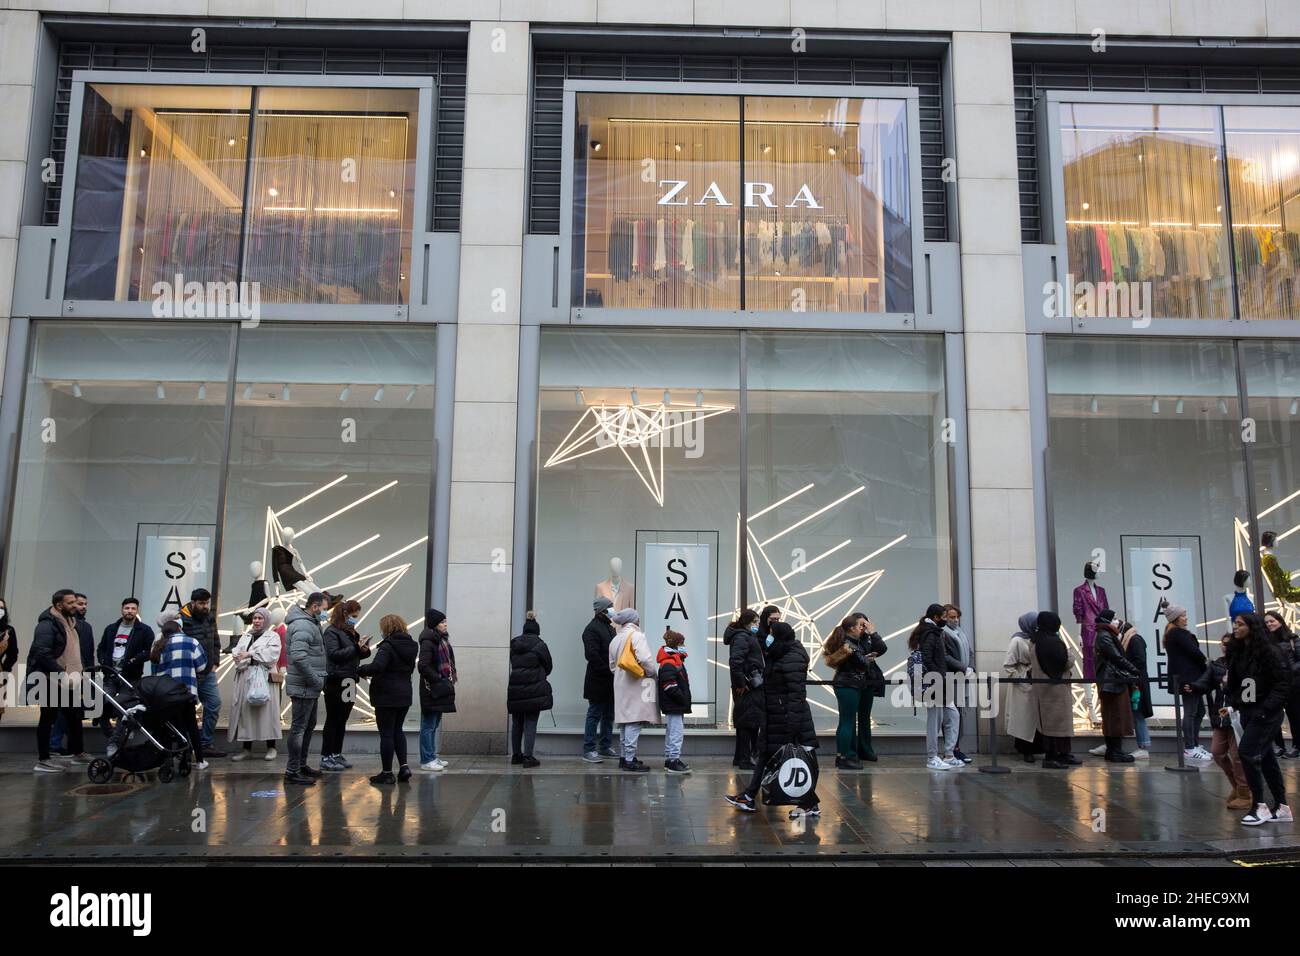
[279,527,316,591]
[595,556,635,611]
[250,560,263,579]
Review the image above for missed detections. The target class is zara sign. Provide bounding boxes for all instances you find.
[656,179,822,208]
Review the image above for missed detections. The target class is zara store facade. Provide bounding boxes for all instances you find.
[3,7,1300,750]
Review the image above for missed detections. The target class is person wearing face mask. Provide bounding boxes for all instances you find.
[757,605,782,644]
[228,607,283,760]
[321,599,372,771]
[283,592,328,785]
[0,599,17,726]
[725,608,764,769]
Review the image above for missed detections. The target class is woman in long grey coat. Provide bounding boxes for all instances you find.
[229,607,283,757]
[1002,612,1042,761]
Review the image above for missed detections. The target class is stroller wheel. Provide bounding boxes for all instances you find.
[87,758,113,784]
[178,759,192,778]
[158,760,175,783]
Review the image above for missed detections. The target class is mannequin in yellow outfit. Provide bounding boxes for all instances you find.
[1261,532,1300,604]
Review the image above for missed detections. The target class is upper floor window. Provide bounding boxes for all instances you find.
[1059,101,1300,321]
[571,92,914,314]
[65,82,420,305]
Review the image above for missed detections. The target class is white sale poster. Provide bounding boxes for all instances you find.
[1126,546,1197,703]
[141,535,211,620]
[641,542,712,704]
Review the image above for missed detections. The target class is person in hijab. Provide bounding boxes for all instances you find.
[608,608,657,771]
[757,605,782,643]
[1029,611,1078,768]
[1003,612,1044,762]
[228,606,282,759]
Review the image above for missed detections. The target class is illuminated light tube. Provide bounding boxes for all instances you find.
[759,487,866,547]
[274,474,349,519]
[296,480,398,537]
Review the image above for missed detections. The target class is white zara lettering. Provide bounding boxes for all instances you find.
[49,886,152,937]
[656,180,821,209]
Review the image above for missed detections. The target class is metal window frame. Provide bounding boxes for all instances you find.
[53,70,437,323]
[1035,88,1300,338]
[556,79,934,333]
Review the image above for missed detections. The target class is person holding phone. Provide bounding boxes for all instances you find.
[321,599,371,771]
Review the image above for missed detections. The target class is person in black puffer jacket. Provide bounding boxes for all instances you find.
[357,614,418,785]
[1263,611,1300,756]
[507,611,552,768]
[1163,603,1208,756]
[1190,634,1252,811]
[727,621,818,815]
[418,609,457,771]
[912,604,958,768]
[581,598,616,761]
[320,599,372,771]
[1226,612,1293,825]
[1092,610,1140,761]
[725,608,764,769]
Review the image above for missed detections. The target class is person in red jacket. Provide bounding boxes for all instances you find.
[657,629,692,775]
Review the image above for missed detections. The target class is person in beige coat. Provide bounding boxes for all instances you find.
[607,608,657,772]
[1027,610,1078,769]
[1003,612,1043,762]
[229,607,283,759]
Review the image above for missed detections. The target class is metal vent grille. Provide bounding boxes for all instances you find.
[45,42,466,232]
[1015,61,1300,243]
[530,52,947,241]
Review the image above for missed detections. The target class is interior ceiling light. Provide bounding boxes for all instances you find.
[268,187,279,197]
[827,146,837,157]
[761,144,771,154]
[590,140,602,151]
[1175,397,1184,414]
[1291,398,1299,416]
[630,388,639,404]
[544,399,735,506]
[574,388,585,406]
[242,384,254,401]
[404,385,417,403]
[1218,398,1230,414]
[663,389,671,405]
[673,143,682,152]
[1089,395,1098,414]
[156,383,166,401]
[227,137,236,146]
[72,382,82,398]
[696,389,704,407]
[1081,201,1090,210]
[282,384,291,401]
[197,383,206,401]
[1152,397,1160,414]
[373,386,385,403]
[339,385,352,402]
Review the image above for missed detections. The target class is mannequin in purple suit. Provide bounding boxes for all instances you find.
[1072,562,1109,681]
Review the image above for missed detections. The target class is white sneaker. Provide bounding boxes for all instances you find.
[231,751,248,762]
[33,760,65,773]
[420,760,444,772]
[926,756,950,771]
[1088,744,1108,756]
[1184,746,1211,761]
[1272,804,1293,823]
[194,760,209,771]
[264,748,277,760]
[1132,749,1149,760]
[1242,804,1272,826]
[435,758,448,767]
[943,755,964,768]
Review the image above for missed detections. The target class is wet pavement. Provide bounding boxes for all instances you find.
[3,754,1299,863]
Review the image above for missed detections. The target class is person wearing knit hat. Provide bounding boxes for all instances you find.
[417,609,455,772]
[1163,602,1210,760]
[507,611,553,768]
[656,628,692,774]
[607,607,657,771]
[582,597,618,762]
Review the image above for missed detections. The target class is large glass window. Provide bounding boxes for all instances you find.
[1224,108,1300,321]
[1046,337,1244,716]
[533,328,950,734]
[1059,103,1233,320]
[572,91,913,314]
[3,322,231,633]
[215,325,435,726]
[746,332,946,735]
[65,82,420,305]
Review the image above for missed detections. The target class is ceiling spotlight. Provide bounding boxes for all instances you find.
[1089,395,1098,414]
[72,381,82,398]
[268,187,279,197]
[389,189,396,198]
[373,386,385,403]
[227,137,236,146]
[630,389,639,405]
[242,384,253,401]
[827,146,837,157]
[761,144,771,154]
[663,390,671,405]
[281,383,291,401]
[404,385,417,403]
[156,383,166,401]
[696,389,704,408]
[1175,397,1184,414]
[1291,398,1298,416]
[590,140,602,152]
[197,383,206,401]
[1218,398,1229,415]
[574,388,585,406]
[1151,397,1160,414]
[1081,202,1090,211]
[139,147,147,158]
[339,385,352,402]
[673,143,682,153]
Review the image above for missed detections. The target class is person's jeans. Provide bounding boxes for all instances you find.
[664,713,684,760]
[925,704,958,759]
[375,705,409,772]
[1134,713,1151,749]
[37,706,83,761]
[196,670,221,749]
[286,695,318,773]
[1211,726,1247,791]
[1238,709,1288,810]
[1180,692,1205,749]
[511,711,539,758]
[420,710,442,764]
[619,721,643,762]
[582,699,614,753]
[320,675,354,758]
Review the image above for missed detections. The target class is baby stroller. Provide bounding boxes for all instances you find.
[84,666,196,784]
